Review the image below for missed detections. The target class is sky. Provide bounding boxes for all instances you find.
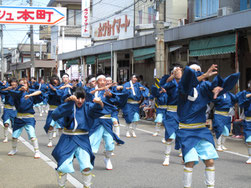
[2,0,51,48]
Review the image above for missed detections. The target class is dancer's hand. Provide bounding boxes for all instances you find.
[204,64,218,78]
[212,86,223,99]
[246,93,251,98]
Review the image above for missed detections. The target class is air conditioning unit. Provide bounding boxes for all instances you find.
[178,18,187,26]
[218,7,233,17]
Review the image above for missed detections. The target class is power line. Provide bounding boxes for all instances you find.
[3,0,181,44]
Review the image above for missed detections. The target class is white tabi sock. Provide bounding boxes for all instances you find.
[221,136,227,149]
[104,151,113,170]
[82,170,94,188]
[126,124,131,137]
[132,122,137,130]
[163,141,172,166]
[205,166,215,187]
[246,145,251,164]
[53,127,57,138]
[216,135,222,146]
[31,138,39,152]
[183,167,193,188]
[153,123,161,136]
[113,124,120,137]
[47,131,53,147]
[131,122,137,137]
[57,171,67,188]
[12,138,17,149]
[8,138,18,155]
[4,127,8,137]
[165,141,172,154]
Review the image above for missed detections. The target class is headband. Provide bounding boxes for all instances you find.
[189,64,201,72]
[106,77,112,81]
[62,75,69,79]
[171,66,179,73]
[97,75,106,80]
[88,77,96,83]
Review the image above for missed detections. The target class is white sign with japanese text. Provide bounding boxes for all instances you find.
[81,0,90,37]
[92,0,134,41]
[0,6,66,25]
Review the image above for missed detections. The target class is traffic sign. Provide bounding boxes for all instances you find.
[0,6,66,25]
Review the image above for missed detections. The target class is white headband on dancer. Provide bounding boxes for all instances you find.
[189,64,201,72]
[171,67,179,73]
[88,77,96,83]
[62,75,69,79]
[106,77,112,81]
[97,75,106,80]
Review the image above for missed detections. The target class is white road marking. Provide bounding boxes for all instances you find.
[223,150,249,158]
[1,123,83,188]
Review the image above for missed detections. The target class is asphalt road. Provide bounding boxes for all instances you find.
[1,110,251,188]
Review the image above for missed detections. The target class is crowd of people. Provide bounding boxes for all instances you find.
[0,62,251,188]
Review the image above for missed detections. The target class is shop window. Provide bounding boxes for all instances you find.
[138,10,143,24]
[67,9,81,26]
[195,0,219,19]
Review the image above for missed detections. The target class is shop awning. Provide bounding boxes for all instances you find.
[66,59,79,68]
[97,53,111,61]
[189,34,236,57]
[133,47,155,61]
[86,56,96,65]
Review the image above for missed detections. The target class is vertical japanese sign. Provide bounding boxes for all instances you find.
[0,6,66,25]
[81,0,90,37]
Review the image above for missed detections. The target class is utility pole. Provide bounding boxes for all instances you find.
[0,0,4,80]
[30,0,35,78]
[154,0,165,78]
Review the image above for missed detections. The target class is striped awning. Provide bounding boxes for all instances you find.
[133,47,155,61]
[189,34,236,57]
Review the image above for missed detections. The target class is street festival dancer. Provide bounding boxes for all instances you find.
[0,78,18,143]
[8,80,43,159]
[175,64,240,188]
[44,75,64,147]
[106,76,124,138]
[158,65,183,166]
[88,74,126,170]
[122,74,149,138]
[151,78,168,137]
[212,88,237,152]
[236,80,251,164]
[51,87,105,188]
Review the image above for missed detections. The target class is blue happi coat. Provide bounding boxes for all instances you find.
[151,85,168,121]
[9,88,42,132]
[56,83,74,103]
[38,83,48,104]
[88,89,127,145]
[0,87,17,124]
[122,81,149,124]
[213,91,237,139]
[51,101,105,169]
[175,66,240,156]
[236,90,251,142]
[44,85,63,133]
[160,76,180,139]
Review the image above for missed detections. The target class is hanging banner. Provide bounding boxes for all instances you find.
[81,0,90,37]
[0,6,66,25]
